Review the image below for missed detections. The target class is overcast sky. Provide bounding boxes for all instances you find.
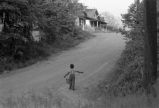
[79,0,134,17]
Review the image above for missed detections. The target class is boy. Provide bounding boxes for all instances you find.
[64,64,84,90]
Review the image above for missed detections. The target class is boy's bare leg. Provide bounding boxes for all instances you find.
[69,80,72,90]
[72,78,75,90]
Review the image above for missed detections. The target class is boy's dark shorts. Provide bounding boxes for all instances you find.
[69,74,75,81]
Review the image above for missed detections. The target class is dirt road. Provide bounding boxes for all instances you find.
[0,33,125,100]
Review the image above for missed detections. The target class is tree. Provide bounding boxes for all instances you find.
[0,0,34,39]
[0,0,40,60]
[121,0,157,95]
[0,0,86,59]
[121,1,144,41]
[36,0,86,43]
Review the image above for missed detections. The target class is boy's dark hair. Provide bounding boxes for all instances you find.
[70,64,74,69]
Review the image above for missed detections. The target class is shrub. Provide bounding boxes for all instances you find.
[105,35,144,96]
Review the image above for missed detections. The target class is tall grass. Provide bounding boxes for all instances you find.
[1,87,158,108]
[0,89,93,108]
[0,89,62,108]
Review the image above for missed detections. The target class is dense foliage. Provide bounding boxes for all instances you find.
[35,0,85,42]
[0,0,87,73]
[105,1,145,96]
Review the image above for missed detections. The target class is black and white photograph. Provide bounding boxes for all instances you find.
[0,0,158,108]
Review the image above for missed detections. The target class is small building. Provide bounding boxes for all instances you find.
[75,9,107,31]
[98,16,107,31]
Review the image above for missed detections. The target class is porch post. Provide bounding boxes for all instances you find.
[82,20,85,30]
[92,21,94,27]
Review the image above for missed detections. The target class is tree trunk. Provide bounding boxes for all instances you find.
[144,0,157,91]
[157,0,159,77]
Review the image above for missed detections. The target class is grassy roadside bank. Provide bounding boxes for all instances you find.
[94,63,159,108]
[83,36,158,108]
[0,30,94,75]
[97,80,159,108]
[93,1,158,107]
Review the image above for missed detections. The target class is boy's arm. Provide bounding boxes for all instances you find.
[64,72,70,78]
[76,71,84,74]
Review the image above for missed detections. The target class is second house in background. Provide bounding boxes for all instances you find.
[75,9,107,31]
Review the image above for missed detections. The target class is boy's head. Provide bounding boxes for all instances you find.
[70,64,74,69]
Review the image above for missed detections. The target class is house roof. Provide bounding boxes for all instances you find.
[78,11,87,19]
[84,9,99,20]
[77,9,107,24]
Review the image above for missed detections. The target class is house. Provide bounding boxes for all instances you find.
[75,9,107,31]
[75,11,86,30]
[85,9,99,28]
[98,16,107,31]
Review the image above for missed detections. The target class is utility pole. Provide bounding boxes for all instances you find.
[144,0,157,92]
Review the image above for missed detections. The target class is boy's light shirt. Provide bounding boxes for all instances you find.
[70,69,75,74]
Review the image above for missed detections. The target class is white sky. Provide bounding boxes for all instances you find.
[79,0,134,17]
